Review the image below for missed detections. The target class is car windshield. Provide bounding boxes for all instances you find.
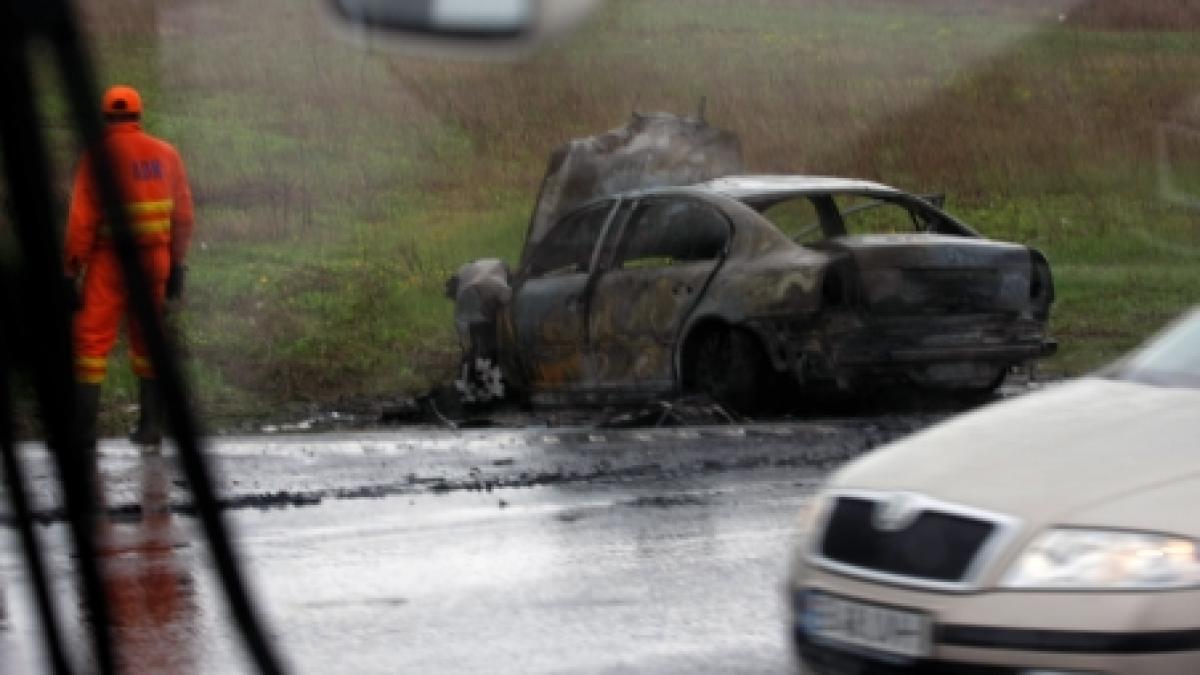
[1110,309,1200,388]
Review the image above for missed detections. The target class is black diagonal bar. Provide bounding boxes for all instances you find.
[0,275,74,674]
[0,4,112,673]
[41,1,286,673]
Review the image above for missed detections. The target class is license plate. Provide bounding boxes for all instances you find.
[802,590,932,659]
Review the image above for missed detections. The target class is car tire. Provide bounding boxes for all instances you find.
[689,327,770,414]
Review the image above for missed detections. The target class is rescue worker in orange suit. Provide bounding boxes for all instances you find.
[65,85,194,447]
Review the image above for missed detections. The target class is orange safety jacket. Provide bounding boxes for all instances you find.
[66,122,194,383]
[65,121,194,277]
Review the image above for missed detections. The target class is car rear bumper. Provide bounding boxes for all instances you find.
[790,565,1200,675]
[837,339,1056,366]
[750,313,1054,389]
[827,313,1052,363]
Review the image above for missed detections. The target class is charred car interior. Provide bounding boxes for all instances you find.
[449,115,1057,411]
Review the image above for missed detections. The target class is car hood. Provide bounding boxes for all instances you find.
[522,111,743,265]
[1059,472,1200,538]
[830,378,1200,527]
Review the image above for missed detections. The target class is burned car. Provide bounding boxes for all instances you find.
[449,116,1055,409]
[452,174,1056,409]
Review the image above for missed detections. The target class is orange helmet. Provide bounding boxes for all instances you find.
[101,85,142,117]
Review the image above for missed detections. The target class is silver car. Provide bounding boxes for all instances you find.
[789,308,1200,674]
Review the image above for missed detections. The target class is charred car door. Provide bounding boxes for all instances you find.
[509,200,618,392]
[587,197,730,390]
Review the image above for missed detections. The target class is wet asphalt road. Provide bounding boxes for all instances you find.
[0,417,937,673]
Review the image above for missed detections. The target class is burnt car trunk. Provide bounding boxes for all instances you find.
[805,235,1055,390]
[823,235,1039,316]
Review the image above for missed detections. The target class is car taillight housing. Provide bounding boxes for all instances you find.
[1029,250,1053,318]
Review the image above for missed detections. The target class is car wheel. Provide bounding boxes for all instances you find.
[689,327,769,413]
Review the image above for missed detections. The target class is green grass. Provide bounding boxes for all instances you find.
[30,0,1200,428]
[1048,263,1199,373]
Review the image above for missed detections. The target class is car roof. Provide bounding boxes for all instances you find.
[698,174,904,199]
[563,173,977,238]
[603,174,906,203]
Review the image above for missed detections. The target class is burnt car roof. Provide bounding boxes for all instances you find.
[699,174,903,199]
[617,174,905,202]
[603,173,977,239]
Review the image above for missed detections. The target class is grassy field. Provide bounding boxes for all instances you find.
[32,0,1200,427]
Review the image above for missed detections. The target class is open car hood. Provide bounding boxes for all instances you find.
[522,111,743,265]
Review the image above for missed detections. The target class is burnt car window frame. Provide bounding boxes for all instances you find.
[520,198,619,280]
[828,191,977,239]
[606,195,732,270]
[759,194,827,245]
[834,192,935,237]
[752,190,976,241]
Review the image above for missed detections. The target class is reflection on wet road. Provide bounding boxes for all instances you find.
[101,453,198,673]
[1,451,204,674]
[241,472,809,673]
[0,420,930,673]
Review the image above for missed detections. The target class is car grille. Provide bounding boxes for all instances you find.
[818,495,997,584]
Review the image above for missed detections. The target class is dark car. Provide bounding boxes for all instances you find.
[452,173,1056,410]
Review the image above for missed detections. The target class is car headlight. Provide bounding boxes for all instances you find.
[1001,528,1200,590]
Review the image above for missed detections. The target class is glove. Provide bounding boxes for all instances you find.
[166,264,187,300]
[64,275,82,312]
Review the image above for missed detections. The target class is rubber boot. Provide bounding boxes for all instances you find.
[128,377,162,447]
[76,382,101,451]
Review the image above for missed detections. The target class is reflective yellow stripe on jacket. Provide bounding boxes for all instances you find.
[98,199,174,241]
[75,355,108,383]
[127,199,174,216]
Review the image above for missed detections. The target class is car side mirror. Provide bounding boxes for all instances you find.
[327,0,602,58]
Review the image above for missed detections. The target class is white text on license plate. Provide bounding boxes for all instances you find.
[804,591,931,659]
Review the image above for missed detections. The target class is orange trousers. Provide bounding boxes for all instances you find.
[74,245,170,383]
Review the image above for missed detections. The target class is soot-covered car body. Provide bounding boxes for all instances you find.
[451,173,1055,407]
